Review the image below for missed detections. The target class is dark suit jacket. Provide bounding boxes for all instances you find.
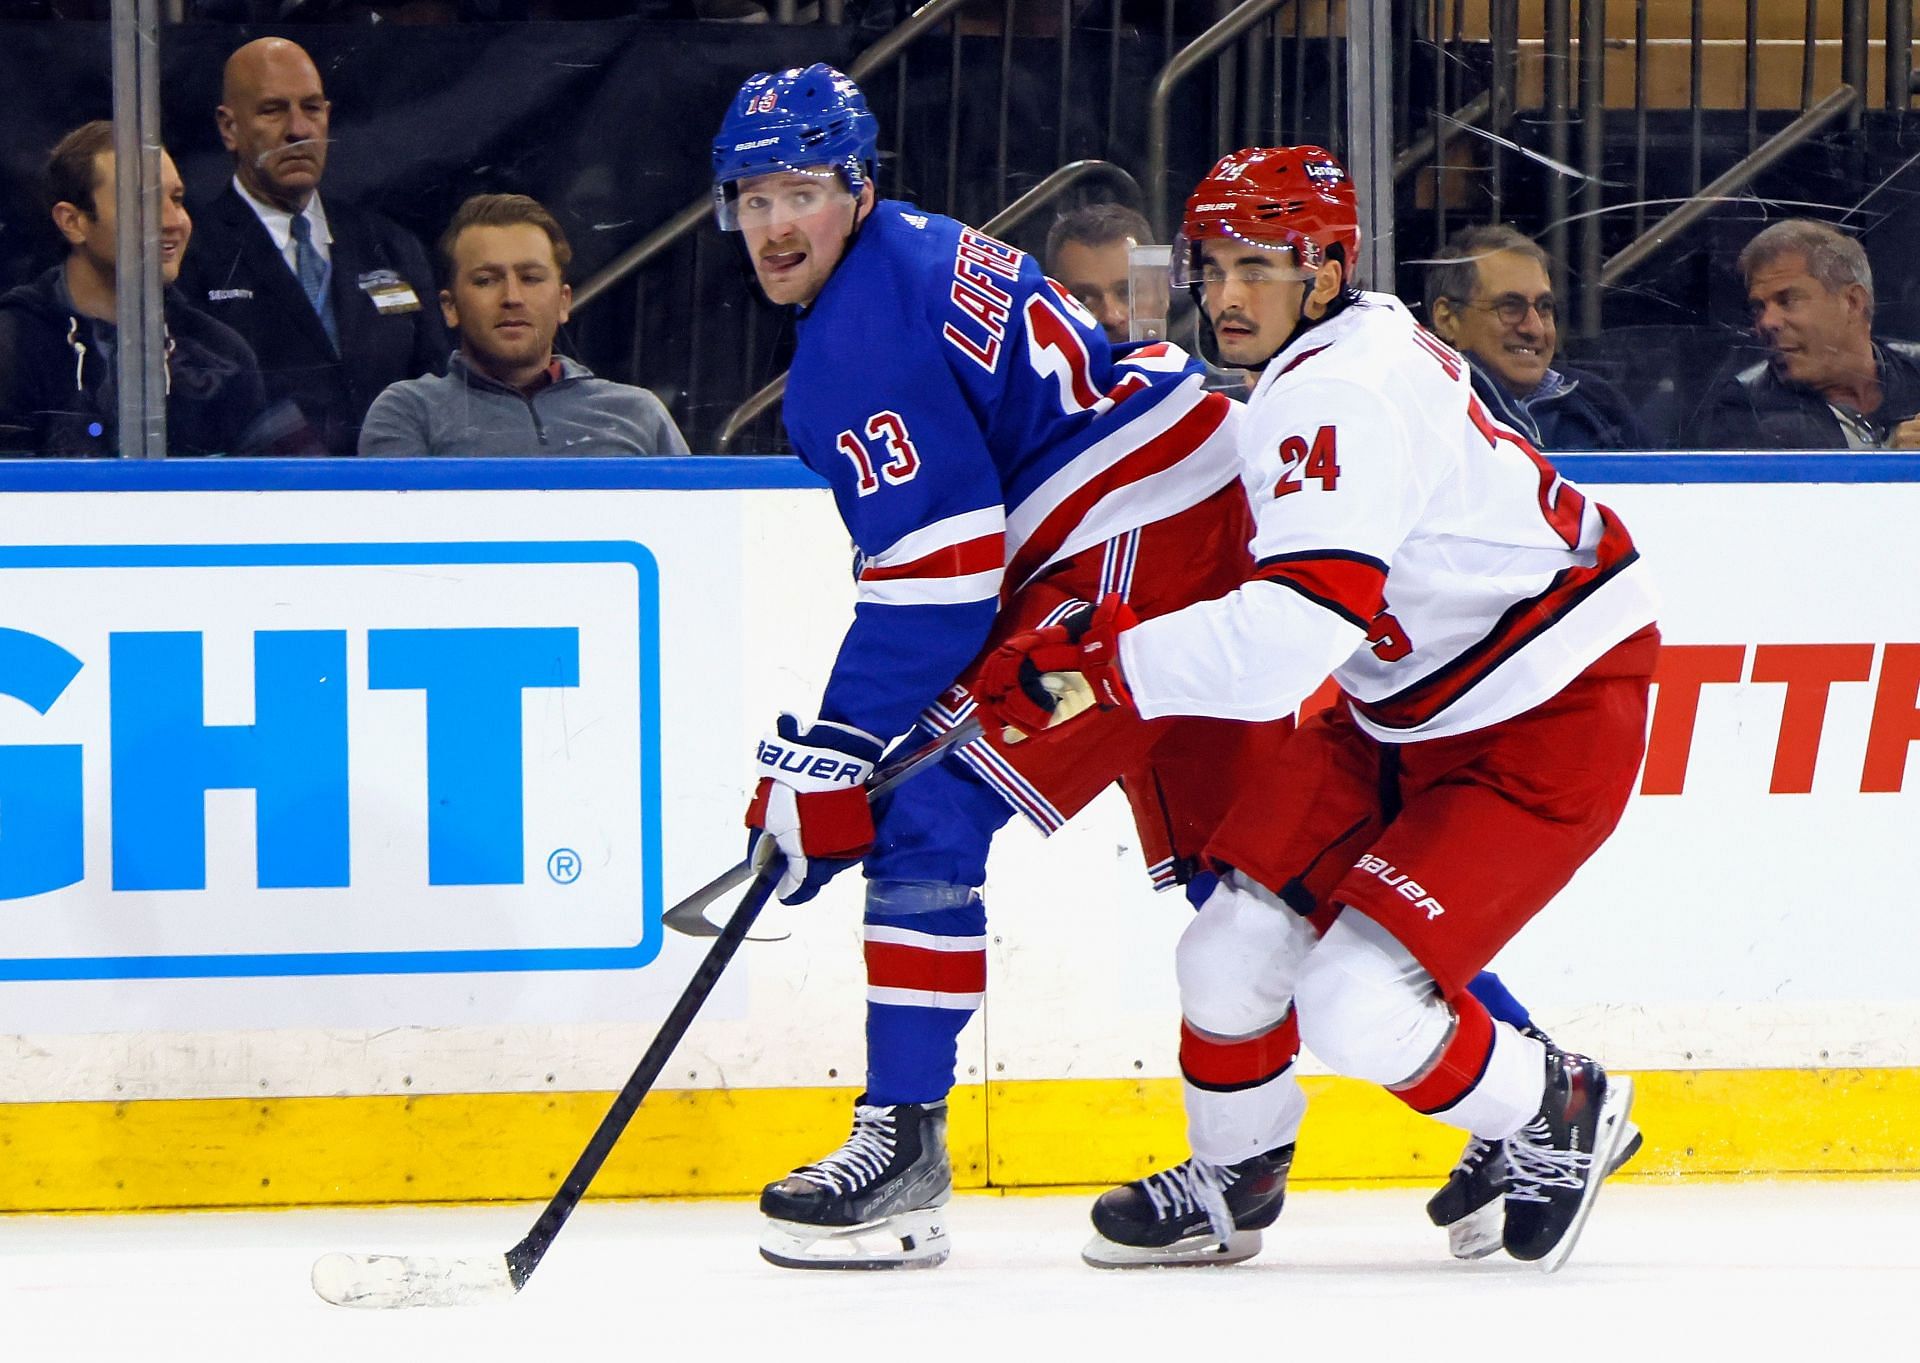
[178,183,449,454]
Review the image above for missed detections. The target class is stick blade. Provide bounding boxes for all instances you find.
[311,1251,519,1309]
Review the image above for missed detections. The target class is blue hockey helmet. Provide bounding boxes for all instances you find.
[712,63,879,229]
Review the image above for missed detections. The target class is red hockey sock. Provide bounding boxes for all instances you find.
[1179,1010,1301,1092]
[1389,990,1495,1115]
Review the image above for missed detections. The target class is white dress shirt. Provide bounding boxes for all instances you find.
[233,176,333,273]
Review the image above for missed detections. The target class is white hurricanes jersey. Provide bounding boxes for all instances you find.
[1120,292,1659,741]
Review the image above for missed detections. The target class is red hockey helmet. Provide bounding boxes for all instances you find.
[1174,146,1362,287]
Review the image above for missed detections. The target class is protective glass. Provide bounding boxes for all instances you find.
[715,167,856,232]
[1127,243,1171,342]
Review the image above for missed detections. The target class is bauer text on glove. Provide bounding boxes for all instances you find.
[745,714,883,904]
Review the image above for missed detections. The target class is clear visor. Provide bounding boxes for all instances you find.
[1171,229,1317,288]
[716,166,856,232]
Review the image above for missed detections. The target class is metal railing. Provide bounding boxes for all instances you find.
[577,0,1190,312]
[574,0,973,310]
[1143,0,1296,238]
[1597,84,1863,294]
[1399,0,1913,333]
[712,159,1142,454]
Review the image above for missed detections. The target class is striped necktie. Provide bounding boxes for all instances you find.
[289,211,338,348]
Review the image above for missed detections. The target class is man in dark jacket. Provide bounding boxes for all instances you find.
[0,121,275,458]
[176,36,448,455]
[1425,224,1651,451]
[1685,219,1920,450]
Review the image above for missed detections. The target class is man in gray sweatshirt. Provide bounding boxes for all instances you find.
[359,193,688,457]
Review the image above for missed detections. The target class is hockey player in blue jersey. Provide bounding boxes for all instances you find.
[716,62,1280,1271]
[713,63,1624,1271]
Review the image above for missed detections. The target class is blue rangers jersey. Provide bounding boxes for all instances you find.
[784,200,1240,743]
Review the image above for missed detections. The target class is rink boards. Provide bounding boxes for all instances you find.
[0,454,1914,1211]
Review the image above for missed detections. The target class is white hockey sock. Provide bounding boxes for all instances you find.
[1435,1021,1548,1141]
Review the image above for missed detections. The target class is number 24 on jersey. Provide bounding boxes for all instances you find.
[1273,425,1340,497]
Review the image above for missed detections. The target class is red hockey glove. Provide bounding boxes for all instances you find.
[973,594,1139,742]
[745,714,883,904]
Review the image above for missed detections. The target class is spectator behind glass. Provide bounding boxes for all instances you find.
[1044,202,1154,345]
[1044,200,1246,397]
[1426,224,1650,451]
[1685,218,1920,450]
[0,121,281,458]
[177,37,449,456]
[358,193,689,456]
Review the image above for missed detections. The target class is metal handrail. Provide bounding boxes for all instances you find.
[1391,89,1491,182]
[1143,0,1293,238]
[1597,84,1860,292]
[572,0,973,310]
[713,159,1143,454]
[1891,0,1914,112]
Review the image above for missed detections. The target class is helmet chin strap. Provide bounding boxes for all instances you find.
[782,182,875,313]
[1241,267,1354,371]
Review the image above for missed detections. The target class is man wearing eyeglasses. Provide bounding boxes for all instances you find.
[1426,225,1649,451]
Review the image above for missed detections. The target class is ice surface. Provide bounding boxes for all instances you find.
[3,1180,1908,1361]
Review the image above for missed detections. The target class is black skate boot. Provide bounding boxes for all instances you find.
[758,1099,952,1270]
[1501,1047,1635,1271]
[1081,1144,1294,1268]
[1426,1134,1509,1260]
[1427,1120,1646,1261]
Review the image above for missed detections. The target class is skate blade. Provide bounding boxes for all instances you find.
[1445,1201,1504,1261]
[759,1208,950,1271]
[1081,1228,1263,1269]
[1611,1121,1644,1174]
[1536,1073,1635,1275]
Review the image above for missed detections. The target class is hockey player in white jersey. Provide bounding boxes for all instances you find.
[974,147,1659,1272]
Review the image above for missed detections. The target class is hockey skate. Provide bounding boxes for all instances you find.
[758,1099,952,1270]
[1426,1119,1644,1260]
[1499,1047,1635,1272]
[1081,1144,1294,1268]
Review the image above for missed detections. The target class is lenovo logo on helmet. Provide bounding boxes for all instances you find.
[1304,161,1347,186]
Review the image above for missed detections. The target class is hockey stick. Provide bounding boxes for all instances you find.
[311,714,982,1309]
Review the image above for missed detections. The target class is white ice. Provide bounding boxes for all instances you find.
[3,1181,1908,1362]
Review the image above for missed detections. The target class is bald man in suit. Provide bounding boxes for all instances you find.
[178,37,448,455]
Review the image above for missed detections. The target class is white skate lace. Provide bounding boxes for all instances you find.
[794,1105,897,1196]
[1141,1159,1237,1248]
[1453,1135,1497,1178]
[1503,1117,1594,1204]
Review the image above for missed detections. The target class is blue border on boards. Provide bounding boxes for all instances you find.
[0,457,829,492]
[0,539,667,982]
[0,452,1918,490]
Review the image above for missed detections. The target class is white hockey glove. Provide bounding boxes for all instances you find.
[744,713,883,904]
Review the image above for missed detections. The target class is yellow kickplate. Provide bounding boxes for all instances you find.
[1,1069,1913,1213]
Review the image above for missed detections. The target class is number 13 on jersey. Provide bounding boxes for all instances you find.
[837,410,923,496]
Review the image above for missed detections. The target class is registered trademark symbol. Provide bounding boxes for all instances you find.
[547,848,581,884]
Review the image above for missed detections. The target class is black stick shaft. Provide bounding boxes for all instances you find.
[505,862,780,1286]
[499,715,980,1287]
